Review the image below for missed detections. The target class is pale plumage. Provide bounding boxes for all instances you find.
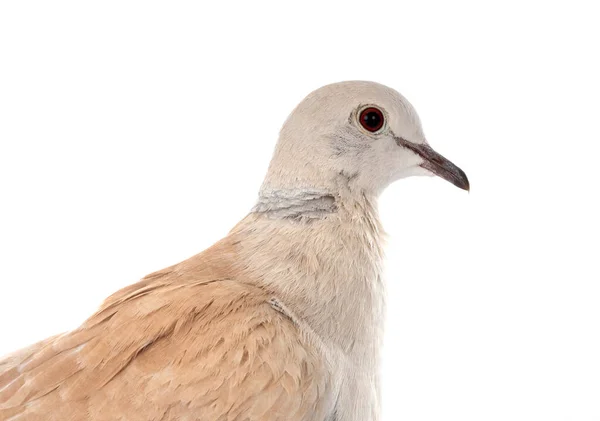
[0,81,468,421]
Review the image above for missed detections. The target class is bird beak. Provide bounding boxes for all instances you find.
[395,136,470,191]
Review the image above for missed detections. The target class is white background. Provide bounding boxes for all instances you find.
[1,1,599,420]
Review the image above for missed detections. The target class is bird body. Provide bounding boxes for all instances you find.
[0,81,468,420]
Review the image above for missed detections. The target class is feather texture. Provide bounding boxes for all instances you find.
[0,235,333,421]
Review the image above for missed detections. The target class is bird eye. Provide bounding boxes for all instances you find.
[358,107,385,133]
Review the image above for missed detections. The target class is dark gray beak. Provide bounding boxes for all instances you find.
[395,136,470,191]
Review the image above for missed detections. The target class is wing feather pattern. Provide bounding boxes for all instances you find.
[0,240,332,421]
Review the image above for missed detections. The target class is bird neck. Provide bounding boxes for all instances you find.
[252,188,337,220]
[253,170,379,221]
[233,192,386,353]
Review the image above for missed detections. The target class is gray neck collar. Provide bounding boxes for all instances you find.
[252,189,338,220]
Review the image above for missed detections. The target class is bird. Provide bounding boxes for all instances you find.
[0,81,469,421]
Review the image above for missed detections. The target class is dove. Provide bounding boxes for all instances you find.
[0,81,469,421]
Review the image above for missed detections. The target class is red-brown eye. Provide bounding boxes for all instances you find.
[358,107,385,133]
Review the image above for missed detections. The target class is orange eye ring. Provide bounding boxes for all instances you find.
[359,107,385,132]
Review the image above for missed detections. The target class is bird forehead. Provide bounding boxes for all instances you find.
[297,81,417,123]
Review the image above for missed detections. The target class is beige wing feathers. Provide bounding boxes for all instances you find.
[0,240,331,421]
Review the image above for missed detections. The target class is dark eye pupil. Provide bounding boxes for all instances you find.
[362,112,381,128]
[359,107,384,132]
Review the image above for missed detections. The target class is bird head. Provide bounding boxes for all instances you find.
[261,81,469,197]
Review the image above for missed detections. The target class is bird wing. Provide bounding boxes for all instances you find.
[0,241,332,421]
